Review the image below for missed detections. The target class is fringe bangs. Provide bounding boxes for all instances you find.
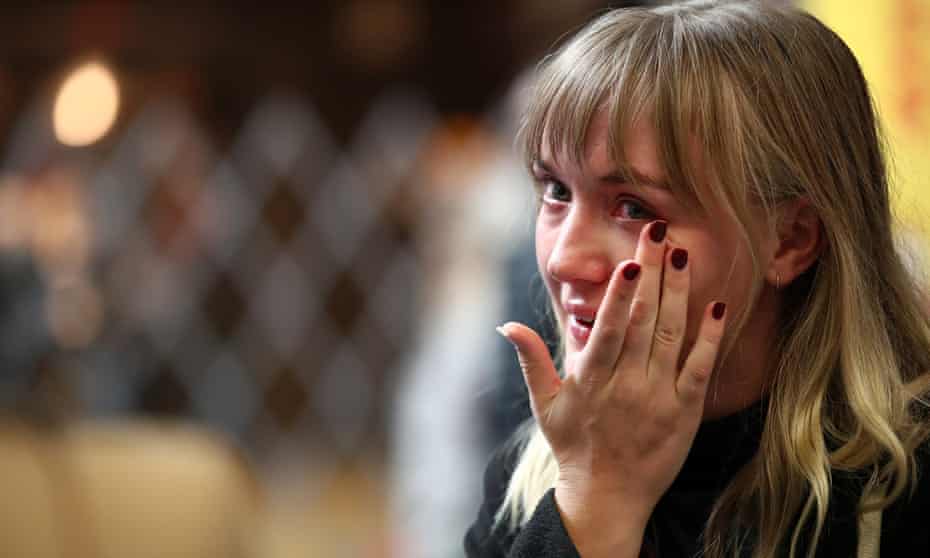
[519,9,719,217]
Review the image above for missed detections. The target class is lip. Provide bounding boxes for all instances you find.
[568,315,594,346]
[564,301,598,348]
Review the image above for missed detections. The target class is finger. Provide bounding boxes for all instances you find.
[497,322,562,419]
[579,259,641,384]
[677,302,727,406]
[615,220,667,378]
[648,247,690,383]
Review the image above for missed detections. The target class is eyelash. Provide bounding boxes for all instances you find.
[537,177,656,221]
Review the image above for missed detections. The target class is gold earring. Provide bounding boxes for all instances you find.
[776,271,781,291]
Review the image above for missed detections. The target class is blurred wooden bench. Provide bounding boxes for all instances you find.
[0,417,258,558]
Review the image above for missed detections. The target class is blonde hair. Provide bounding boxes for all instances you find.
[497,2,930,557]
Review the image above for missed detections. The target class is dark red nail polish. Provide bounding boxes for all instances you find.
[671,248,688,270]
[712,302,727,320]
[649,221,667,243]
[622,262,641,280]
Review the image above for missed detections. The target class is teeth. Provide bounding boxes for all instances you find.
[575,316,595,327]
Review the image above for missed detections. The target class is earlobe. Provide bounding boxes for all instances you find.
[767,199,823,289]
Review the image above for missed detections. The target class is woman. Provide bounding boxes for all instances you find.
[464,1,930,557]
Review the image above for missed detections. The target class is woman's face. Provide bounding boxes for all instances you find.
[534,111,775,418]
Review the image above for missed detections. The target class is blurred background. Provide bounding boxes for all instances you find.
[0,2,925,558]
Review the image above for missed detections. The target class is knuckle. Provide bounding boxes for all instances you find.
[653,323,682,348]
[679,370,710,402]
[653,408,679,432]
[691,367,712,382]
[703,330,724,347]
[575,373,600,395]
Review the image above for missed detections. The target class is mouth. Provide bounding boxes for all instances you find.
[568,313,596,346]
[572,315,595,328]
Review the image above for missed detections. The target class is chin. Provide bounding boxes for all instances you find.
[699,379,763,421]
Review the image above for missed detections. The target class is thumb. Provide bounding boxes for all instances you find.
[498,322,561,417]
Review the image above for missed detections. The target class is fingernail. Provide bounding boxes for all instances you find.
[496,324,514,342]
[712,302,727,320]
[649,221,667,243]
[671,248,688,270]
[622,262,641,280]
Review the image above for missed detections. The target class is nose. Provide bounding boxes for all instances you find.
[545,209,614,286]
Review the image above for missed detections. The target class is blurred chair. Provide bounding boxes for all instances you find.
[0,417,258,558]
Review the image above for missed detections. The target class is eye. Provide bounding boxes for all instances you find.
[542,179,571,203]
[613,198,655,221]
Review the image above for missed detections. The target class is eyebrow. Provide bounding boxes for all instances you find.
[533,159,670,191]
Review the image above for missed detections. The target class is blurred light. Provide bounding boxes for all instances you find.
[338,0,423,71]
[53,61,120,146]
[46,274,104,349]
[29,171,92,274]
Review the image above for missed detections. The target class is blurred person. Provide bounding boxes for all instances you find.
[0,251,259,558]
[465,2,930,557]
[0,251,52,416]
[389,114,533,558]
[484,71,564,453]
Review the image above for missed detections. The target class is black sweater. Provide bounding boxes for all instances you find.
[464,400,930,557]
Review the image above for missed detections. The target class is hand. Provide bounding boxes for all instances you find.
[499,221,727,556]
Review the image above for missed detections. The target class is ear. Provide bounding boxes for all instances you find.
[766,198,822,289]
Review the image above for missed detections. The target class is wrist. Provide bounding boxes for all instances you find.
[553,484,652,558]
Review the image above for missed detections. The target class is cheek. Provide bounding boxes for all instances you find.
[535,219,555,284]
[683,243,755,337]
[681,248,725,336]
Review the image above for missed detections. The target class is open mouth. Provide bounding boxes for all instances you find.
[573,316,595,328]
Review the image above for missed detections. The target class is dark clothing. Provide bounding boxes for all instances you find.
[465,400,930,557]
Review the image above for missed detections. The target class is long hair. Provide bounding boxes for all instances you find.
[496,2,930,557]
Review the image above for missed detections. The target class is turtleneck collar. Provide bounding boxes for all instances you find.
[669,396,768,492]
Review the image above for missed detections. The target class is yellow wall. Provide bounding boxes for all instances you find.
[803,0,930,232]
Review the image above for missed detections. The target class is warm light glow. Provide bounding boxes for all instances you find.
[53,62,120,146]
